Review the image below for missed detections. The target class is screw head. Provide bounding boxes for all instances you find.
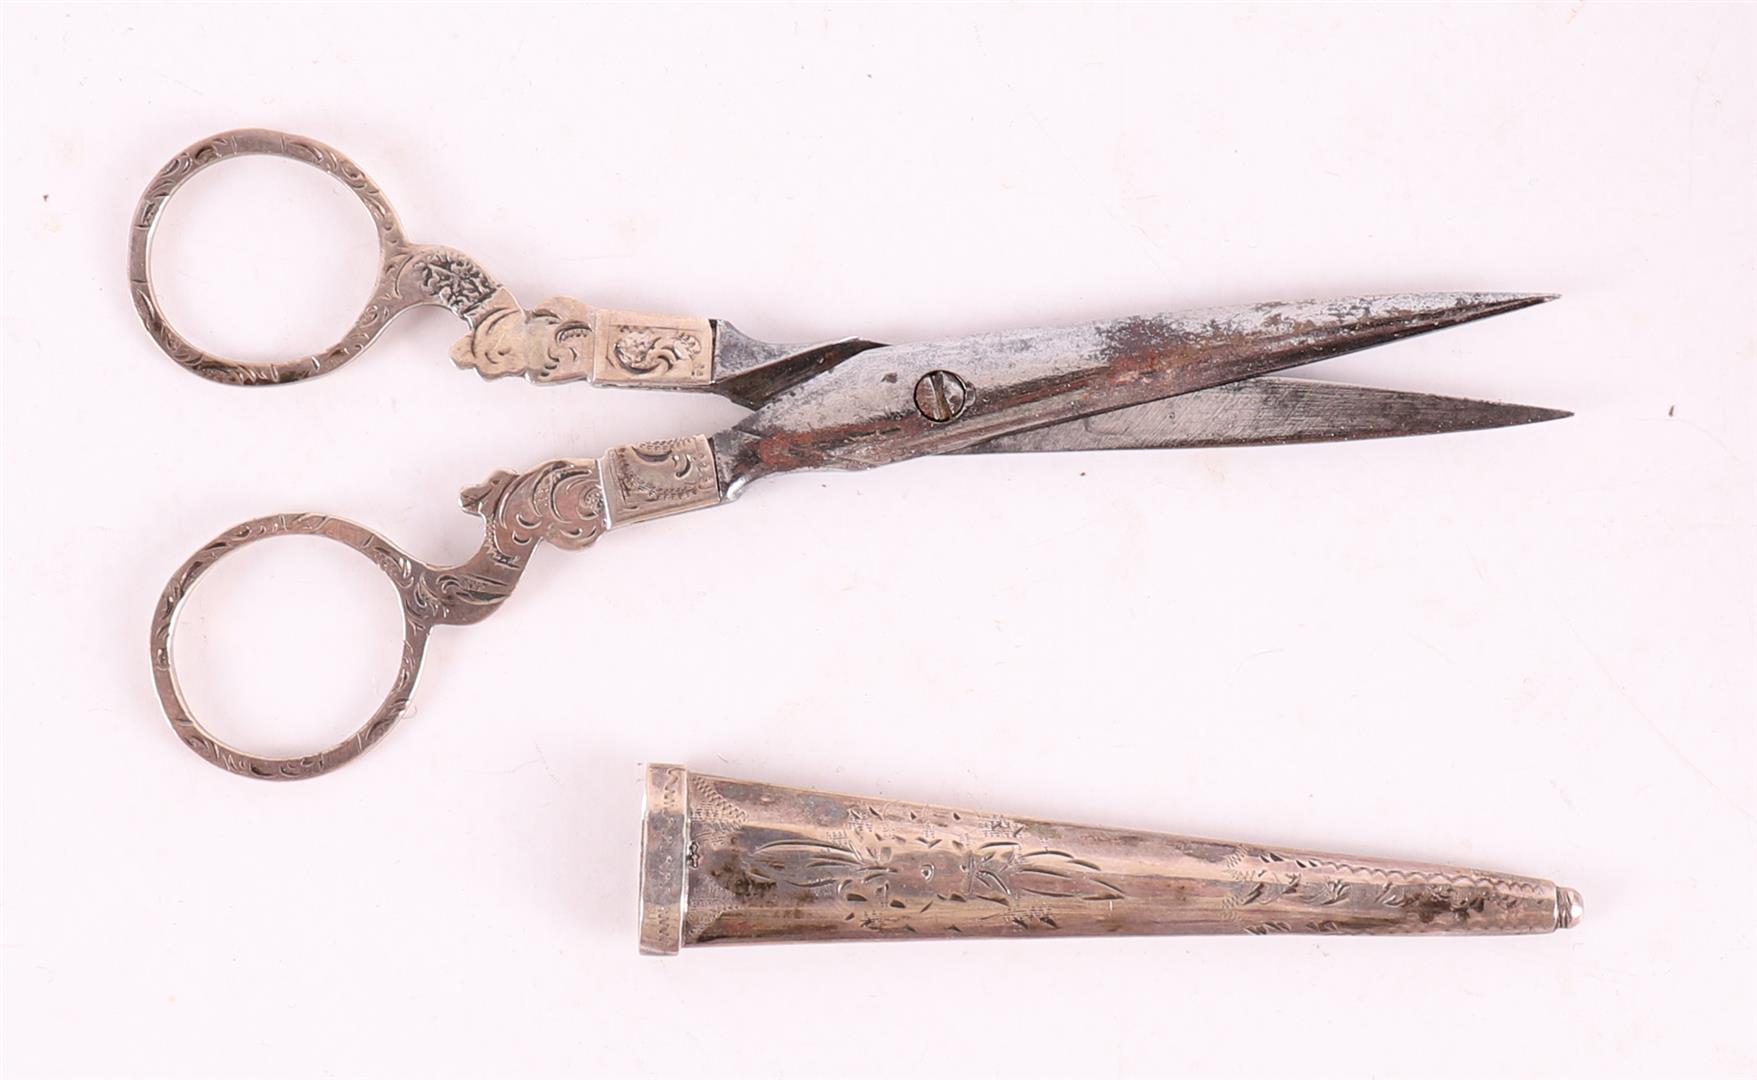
[913,370,969,422]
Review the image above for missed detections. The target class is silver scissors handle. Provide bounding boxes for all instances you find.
[150,442,720,779]
[129,128,719,388]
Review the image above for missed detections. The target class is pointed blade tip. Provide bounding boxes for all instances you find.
[1527,405,1572,424]
[1457,402,1572,435]
[1325,291,1561,336]
[1374,290,1560,337]
[1459,399,1572,431]
[1457,291,1560,314]
[1503,291,1561,308]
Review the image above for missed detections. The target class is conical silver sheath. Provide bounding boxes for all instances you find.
[638,766,1582,954]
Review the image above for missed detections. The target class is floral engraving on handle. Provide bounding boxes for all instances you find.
[416,253,499,318]
[592,310,714,386]
[612,327,704,376]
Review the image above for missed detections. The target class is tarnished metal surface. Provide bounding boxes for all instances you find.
[638,765,1582,953]
[715,293,1554,490]
[961,377,1572,453]
[709,322,886,408]
[133,129,1570,779]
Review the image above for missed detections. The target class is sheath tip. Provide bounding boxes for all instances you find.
[1556,886,1585,930]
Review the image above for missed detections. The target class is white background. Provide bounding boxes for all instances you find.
[3,3,1753,1077]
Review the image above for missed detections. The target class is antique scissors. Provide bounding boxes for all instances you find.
[133,129,1568,781]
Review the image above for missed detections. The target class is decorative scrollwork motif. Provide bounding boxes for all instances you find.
[448,303,715,387]
[592,310,714,386]
[751,836,1125,911]
[402,459,607,626]
[1217,845,1549,934]
[416,253,499,318]
[682,778,1127,943]
[603,436,719,526]
[612,327,703,375]
[673,774,1571,945]
[448,293,596,382]
[460,458,607,557]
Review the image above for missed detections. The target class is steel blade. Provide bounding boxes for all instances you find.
[715,293,1556,492]
[956,378,1570,453]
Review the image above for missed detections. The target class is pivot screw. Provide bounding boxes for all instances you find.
[913,370,969,422]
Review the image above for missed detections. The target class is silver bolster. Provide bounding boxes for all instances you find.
[600,436,721,528]
[450,296,714,386]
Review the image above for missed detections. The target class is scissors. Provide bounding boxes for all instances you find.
[133,129,1568,781]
